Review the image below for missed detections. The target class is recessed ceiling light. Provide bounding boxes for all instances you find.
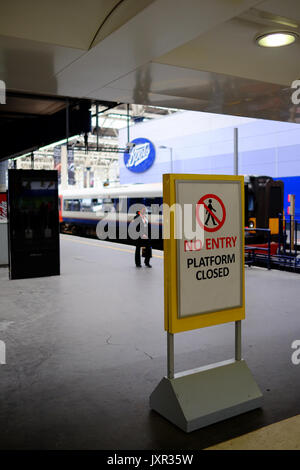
[256,31,299,47]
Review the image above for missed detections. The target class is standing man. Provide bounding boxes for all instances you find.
[134,207,152,268]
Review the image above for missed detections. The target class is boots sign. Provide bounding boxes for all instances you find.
[124,138,156,173]
[163,174,245,334]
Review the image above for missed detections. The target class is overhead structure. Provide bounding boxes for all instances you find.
[5,101,177,187]
[0,92,95,162]
[0,0,299,123]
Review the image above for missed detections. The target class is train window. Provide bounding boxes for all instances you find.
[127,198,145,213]
[91,198,102,212]
[269,187,282,218]
[114,198,127,213]
[248,193,254,212]
[144,197,163,214]
[73,200,81,211]
[64,199,81,211]
[81,198,92,212]
[92,198,103,212]
[102,198,115,212]
[127,197,163,214]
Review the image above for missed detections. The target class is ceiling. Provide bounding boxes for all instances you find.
[0,0,300,122]
[0,93,67,118]
[0,93,93,161]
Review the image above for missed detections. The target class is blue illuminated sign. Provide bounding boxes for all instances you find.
[124,138,155,173]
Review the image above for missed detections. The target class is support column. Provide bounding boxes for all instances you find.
[167,333,174,379]
[234,127,238,176]
[61,145,68,190]
[234,127,242,361]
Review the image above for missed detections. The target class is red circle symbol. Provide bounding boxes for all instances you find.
[196,194,226,232]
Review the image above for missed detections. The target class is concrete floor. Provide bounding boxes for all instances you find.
[0,234,300,449]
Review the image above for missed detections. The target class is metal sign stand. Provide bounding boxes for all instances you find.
[150,329,263,433]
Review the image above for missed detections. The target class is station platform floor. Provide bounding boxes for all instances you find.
[0,234,300,450]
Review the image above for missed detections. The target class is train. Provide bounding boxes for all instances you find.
[244,175,284,244]
[59,183,163,248]
[59,176,284,249]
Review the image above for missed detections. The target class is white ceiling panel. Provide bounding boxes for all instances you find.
[155,16,300,87]
[88,84,211,111]
[0,0,299,122]
[0,0,155,50]
[0,35,85,94]
[89,62,292,121]
[258,0,300,23]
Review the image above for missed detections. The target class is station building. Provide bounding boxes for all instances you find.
[119,110,300,217]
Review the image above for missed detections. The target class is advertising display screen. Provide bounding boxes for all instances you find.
[8,170,60,279]
[0,192,7,220]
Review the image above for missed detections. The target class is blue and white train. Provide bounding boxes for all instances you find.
[59,183,164,247]
[59,176,284,249]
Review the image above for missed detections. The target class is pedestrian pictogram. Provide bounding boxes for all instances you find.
[196,194,226,232]
[205,199,217,226]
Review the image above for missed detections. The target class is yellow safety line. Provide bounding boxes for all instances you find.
[205,414,300,450]
[60,235,164,259]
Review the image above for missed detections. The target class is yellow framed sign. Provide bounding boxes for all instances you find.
[163,174,245,333]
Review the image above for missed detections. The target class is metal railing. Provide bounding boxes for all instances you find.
[245,217,300,273]
[277,215,300,271]
[245,227,271,269]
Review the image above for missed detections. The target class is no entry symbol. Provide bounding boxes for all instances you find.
[196,194,226,232]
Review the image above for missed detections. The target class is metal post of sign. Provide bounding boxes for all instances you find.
[234,127,242,361]
[167,332,174,379]
[96,102,99,152]
[235,324,242,361]
[235,322,242,361]
[234,127,239,175]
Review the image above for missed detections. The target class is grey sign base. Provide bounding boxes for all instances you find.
[150,359,263,433]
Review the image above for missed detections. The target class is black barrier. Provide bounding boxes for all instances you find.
[247,220,300,272]
[277,215,300,271]
[245,227,271,270]
[7,170,60,279]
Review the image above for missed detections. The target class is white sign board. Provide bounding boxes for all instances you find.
[176,179,243,319]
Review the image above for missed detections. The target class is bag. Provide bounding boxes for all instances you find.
[142,246,152,258]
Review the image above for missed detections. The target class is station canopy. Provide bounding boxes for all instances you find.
[0,0,299,125]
